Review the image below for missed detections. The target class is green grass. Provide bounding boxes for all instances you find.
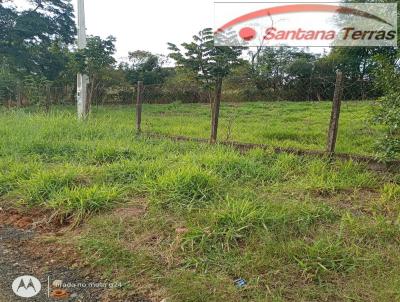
[293,237,360,280]
[139,101,385,157]
[48,184,123,223]
[0,105,399,301]
[152,166,220,209]
[16,165,86,204]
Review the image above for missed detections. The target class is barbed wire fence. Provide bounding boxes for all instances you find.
[134,71,380,157]
[0,84,76,110]
[134,76,379,104]
[1,73,378,108]
[0,72,381,158]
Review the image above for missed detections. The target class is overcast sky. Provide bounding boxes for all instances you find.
[10,0,331,59]
[73,0,334,59]
[73,0,215,60]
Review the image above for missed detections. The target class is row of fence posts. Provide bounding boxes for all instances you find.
[135,70,344,156]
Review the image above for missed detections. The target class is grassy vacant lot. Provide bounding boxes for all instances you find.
[141,101,384,157]
[0,105,399,301]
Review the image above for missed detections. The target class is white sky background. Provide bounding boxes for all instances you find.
[78,0,332,59]
[74,0,215,60]
[9,0,336,59]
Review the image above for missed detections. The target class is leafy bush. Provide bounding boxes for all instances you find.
[373,57,400,160]
[23,75,51,106]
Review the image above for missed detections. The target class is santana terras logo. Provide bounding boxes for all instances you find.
[214,2,397,47]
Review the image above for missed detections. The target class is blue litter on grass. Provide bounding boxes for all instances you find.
[234,278,247,288]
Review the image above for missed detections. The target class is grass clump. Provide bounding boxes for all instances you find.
[194,148,302,183]
[195,149,267,181]
[340,213,400,244]
[213,199,261,245]
[301,159,377,194]
[0,160,41,195]
[80,237,153,276]
[100,158,170,193]
[152,166,220,209]
[183,198,337,251]
[16,165,87,204]
[165,271,240,302]
[24,141,82,161]
[89,147,136,165]
[260,201,337,236]
[373,183,400,225]
[293,237,359,280]
[48,185,123,223]
[377,183,400,217]
[381,183,400,202]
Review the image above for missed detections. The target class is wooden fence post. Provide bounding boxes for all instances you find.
[326,70,344,155]
[136,81,144,133]
[210,78,223,144]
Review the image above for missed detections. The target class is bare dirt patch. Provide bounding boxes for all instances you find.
[0,206,151,302]
[113,201,148,220]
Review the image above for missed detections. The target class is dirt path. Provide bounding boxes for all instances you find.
[0,225,106,302]
[0,207,151,302]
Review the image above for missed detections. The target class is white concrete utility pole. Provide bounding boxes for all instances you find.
[77,0,89,119]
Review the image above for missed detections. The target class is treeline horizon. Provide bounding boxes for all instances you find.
[1,35,396,105]
[1,1,398,106]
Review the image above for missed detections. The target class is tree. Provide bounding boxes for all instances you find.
[168,28,244,89]
[0,0,76,73]
[0,0,76,106]
[123,50,170,85]
[168,28,244,142]
[162,68,205,103]
[248,47,320,101]
[327,47,396,100]
[75,35,117,107]
[0,62,18,106]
